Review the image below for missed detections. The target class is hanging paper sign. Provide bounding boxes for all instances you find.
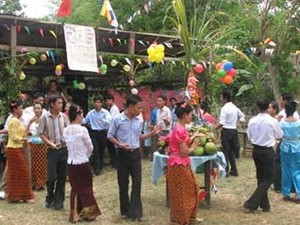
[64,24,98,73]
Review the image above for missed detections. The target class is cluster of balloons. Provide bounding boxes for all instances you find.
[215,60,237,85]
[55,64,64,76]
[99,64,108,75]
[72,80,86,90]
[147,43,165,63]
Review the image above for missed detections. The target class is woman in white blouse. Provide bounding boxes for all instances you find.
[63,103,101,223]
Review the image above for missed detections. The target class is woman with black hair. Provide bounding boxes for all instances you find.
[199,100,215,125]
[63,103,101,223]
[166,102,202,225]
[279,100,300,203]
[6,100,34,203]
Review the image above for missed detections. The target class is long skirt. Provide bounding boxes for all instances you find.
[30,143,47,189]
[166,165,199,225]
[280,151,300,197]
[6,147,34,202]
[68,162,101,221]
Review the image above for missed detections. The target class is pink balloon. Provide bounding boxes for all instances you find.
[227,68,237,78]
[129,80,135,86]
[55,70,62,76]
[194,64,204,74]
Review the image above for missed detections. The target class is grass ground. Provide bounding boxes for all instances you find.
[0,155,300,225]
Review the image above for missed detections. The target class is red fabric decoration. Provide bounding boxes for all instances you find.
[57,0,72,17]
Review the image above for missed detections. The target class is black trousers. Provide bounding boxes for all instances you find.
[107,140,117,166]
[245,146,275,210]
[221,128,239,173]
[273,142,281,191]
[90,130,108,173]
[46,147,68,209]
[117,149,142,219]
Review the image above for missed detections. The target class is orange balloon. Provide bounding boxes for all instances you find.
[215,63,223,71]
[223,75,233,84]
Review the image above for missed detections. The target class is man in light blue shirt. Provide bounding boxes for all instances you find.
[107,95,160,221]
[82,96,111,175]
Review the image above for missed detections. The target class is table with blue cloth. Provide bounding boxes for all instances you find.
[152,151,226,209]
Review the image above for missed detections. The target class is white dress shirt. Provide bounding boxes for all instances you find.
[109,104,120,118]
[21,106,47,127]
[219,102,245,129]
[247,113,283,147]
[156,106,172,131]
[63,124,93,165]
[278,109,299,121]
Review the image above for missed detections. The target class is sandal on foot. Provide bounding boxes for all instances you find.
[283,196,292,201]
[190,218,204,224]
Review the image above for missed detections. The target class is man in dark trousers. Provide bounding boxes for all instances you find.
[107,95,161,221]
[244,100,283,213]
[215,90,245,177]
[39,95,69,210]
[83,96,111,175]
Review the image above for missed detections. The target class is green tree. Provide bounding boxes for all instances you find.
[0,0,22,15]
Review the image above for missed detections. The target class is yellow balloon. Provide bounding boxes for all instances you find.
[29,58,36,65]
[148,54,156,62]
[56,65,62,71]
[123,65,131,72]
[110,59,118,67]
[19,71,26,80]
[78,82,86,90]
[157,44,165,52]
[147,46,156,55]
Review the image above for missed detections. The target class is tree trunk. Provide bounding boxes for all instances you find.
[269,63,281,103]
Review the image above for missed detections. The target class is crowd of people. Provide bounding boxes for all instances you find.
[0,80,299,224]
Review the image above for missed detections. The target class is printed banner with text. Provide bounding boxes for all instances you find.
[64,24,98,73]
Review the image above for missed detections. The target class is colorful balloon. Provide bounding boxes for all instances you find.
[40,54,47,62]
[217,70,226,77]
[55,70,62,76]
[110,59,118,67]
[29,58,36,65]
[223,75,233,84]
[72,80,79,89]
[78,82,86,90]
[123,65,131,72]
[131,88,138,95]
[223,61,233,71]
[227,68,237,78]
[56,65,62,71]
[215,63,223,71]
[19,71,26,80]
[128,80,135,86]
[194,64,204,74]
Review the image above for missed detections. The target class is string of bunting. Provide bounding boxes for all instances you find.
[126,0,161,23]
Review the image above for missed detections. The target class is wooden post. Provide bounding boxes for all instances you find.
[10,22,17,57]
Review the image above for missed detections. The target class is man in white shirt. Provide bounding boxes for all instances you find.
[105,94,120,168]
[244,100,283,213]
[215,90,245,177]
[150,96,172,160]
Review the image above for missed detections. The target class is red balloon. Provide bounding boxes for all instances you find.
[194,64,204,74]
[227,68,237,78]
[223,75,233,84]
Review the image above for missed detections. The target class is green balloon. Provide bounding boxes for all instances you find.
[217,70,226,77]
[101,64,108,70]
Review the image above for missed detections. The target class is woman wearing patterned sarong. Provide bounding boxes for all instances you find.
[27,102,47,190]
[63,103,101,223]
[166,102,202,225]
[279,101,300,203]
[6,100,34,203]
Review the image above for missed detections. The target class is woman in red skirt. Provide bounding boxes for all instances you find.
[27,102,47,190]
[63,103,101,223]
[6,100,34,203]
